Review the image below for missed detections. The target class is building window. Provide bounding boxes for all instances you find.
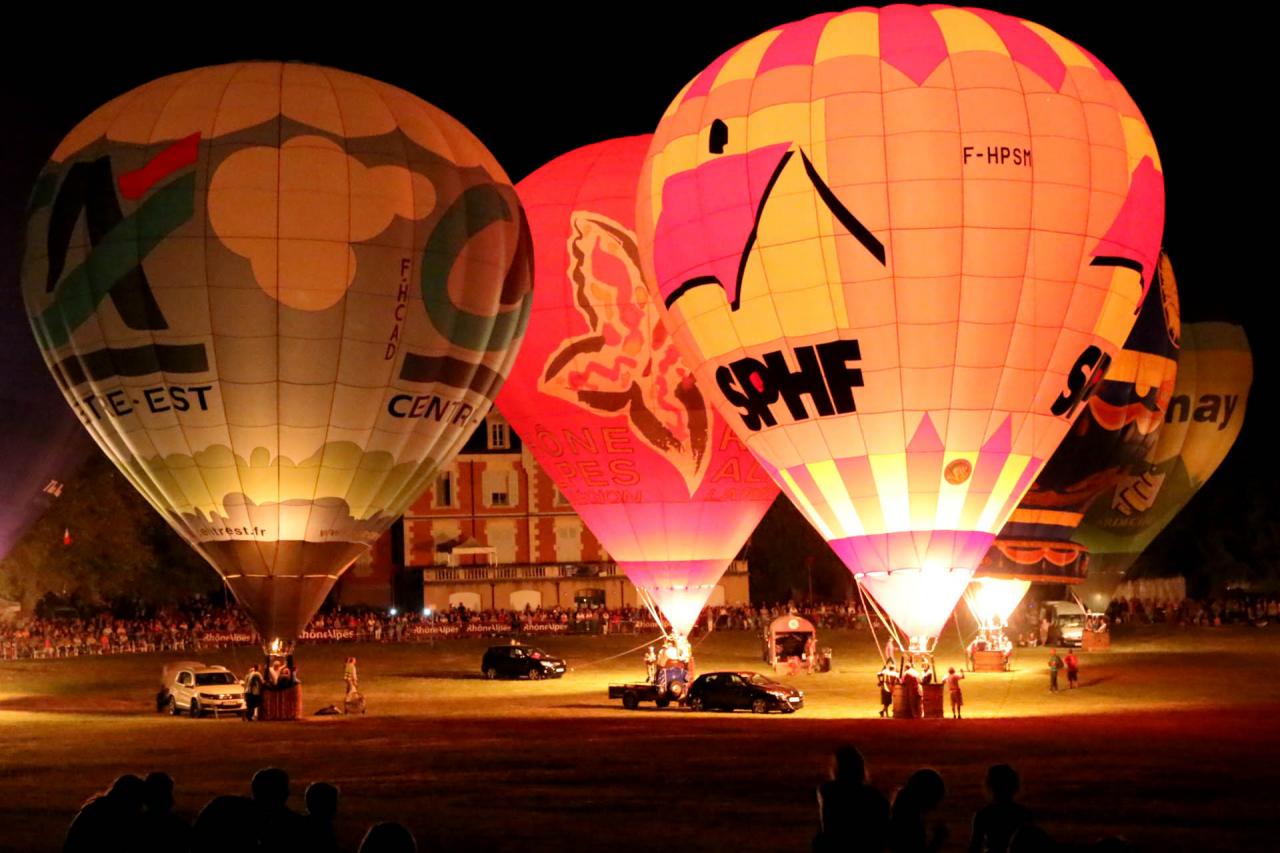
[435,472,455,508]
[483,469,519,508]
[488,420,510,450]
[553,485,571,507]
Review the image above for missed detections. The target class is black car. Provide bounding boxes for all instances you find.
[481,645,567,680]
[687,671,804,713]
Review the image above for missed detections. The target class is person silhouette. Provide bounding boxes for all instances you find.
[813,745,890,853]
[191,795,255,853]
[889,768,947,853]
[64,774,146,853]
[968,764,1030,853]
[359,821,418,853]
[250,767,303,848]
[303,781,341,853]
[139,772,189,853]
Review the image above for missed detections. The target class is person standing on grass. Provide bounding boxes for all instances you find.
[1047,649,1064,692]
[943,667,965,719]
[900,662,922,719]
[243,665,264,721]
[877,661,898,718]
[1064,650,1080,689]
[345,656,359,696]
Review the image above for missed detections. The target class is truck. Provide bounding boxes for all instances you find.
[1040,600,1087,647]
[608,663,691,710]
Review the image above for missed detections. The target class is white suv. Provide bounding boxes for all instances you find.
[163,662,247,718]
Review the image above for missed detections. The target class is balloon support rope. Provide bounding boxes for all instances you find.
[635,586,671,643]
[857,580,903,661]
[570,634,669,671]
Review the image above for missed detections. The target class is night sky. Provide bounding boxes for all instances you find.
[1,4,1269,557]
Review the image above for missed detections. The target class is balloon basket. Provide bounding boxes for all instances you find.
[972,650,1011,672]
[920,683,945,718]
[891,684,919,718]
[891,682,944,718]
[1082,631,1111,651]
[260,685,302,721]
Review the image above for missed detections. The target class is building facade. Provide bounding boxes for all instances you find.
[401,412,750,612]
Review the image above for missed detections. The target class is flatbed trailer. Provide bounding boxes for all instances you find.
[608,682,683,710]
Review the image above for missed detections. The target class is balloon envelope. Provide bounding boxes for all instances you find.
[497,136,777,635]
[21,63,533,640]
[979,251,1180,586]
[637,6,1164,645]
[1075,322,1251,607]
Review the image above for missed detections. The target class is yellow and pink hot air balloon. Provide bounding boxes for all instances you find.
[637,6,1164,651]
[497,136,777,636]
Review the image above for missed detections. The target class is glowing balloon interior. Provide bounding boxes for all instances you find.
[496,136,777,636]
[637,6,1164,646]
[964,577,1032,628]
[21,62,533,641]
[1076,323,1251,605]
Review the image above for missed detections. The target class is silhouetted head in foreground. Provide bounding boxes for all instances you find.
[359,821,417,853]
[251,768,290,809]
[107,774,146,811]
[831,745,867,784]
[895,768,945,813]
[143,772,175,813]
[306,782,340,819]
[986,764,1020,803]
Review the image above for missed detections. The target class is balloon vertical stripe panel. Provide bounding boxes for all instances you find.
[22,63,532,641]
[496,136,777,636]
[638,7,1163,644]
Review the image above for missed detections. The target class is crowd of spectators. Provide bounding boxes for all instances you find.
[1,598,255,659]
[64,768,417,853]
[0,598,873,660]
[4,591,1274,661]
[1103,594,1280,627]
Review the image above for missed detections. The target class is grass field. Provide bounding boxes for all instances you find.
[2,625,1277,851]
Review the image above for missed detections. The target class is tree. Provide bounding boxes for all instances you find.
[0,454,218,610]
[747,496,852,603]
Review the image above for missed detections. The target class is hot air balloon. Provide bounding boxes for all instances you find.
[21,62,532,645]
[496,136,777,636]
[636,7,1164,654]
[1075,322,1251,610]
[969,251,1180,629]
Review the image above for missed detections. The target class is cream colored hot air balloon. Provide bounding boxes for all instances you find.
[21,62,532,644]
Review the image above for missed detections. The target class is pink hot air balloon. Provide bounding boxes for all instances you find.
[496,136,778,635]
